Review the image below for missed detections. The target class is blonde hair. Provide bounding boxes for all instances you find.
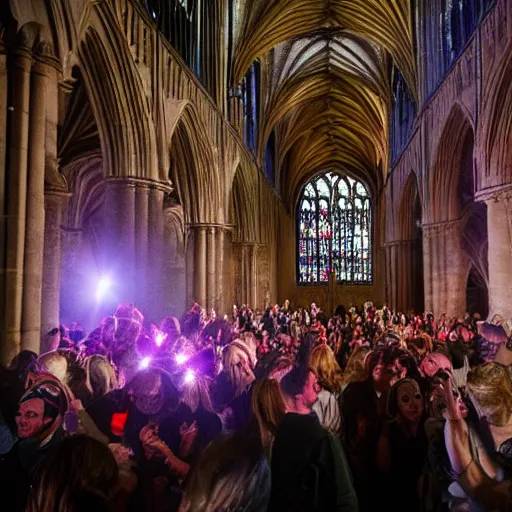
[83,355,118,399]
[309,344,344,394]
[38,351,69,384]
[467,363,512,426]
[222,342,255,395]
[342,346,371,386]
[251,378,286,451]
[182,376,215,413]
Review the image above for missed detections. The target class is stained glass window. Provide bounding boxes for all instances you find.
[297,172,372,284]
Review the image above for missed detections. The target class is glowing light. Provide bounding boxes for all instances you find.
[96,277,112,301]
[155,331,166,347]
[184,369,195,384]
[175,353,188,365]
[139,356,151,369]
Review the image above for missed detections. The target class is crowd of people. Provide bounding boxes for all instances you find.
[1,299,512,511]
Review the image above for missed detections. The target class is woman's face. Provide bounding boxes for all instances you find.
[397,382,423,423]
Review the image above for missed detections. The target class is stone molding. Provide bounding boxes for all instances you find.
[475,183,512,203]
[104,176,173,193]
[422,218,461,238]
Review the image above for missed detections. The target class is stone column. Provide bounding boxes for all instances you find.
[135,184,150,310]
[423,228,433,312]
[148,186,165,319]
[186,227,195,309]
[2,44,32,364]
[21,55,50,352]
[485,189,512,319]
[216,228,225,314]
[40,190,69,352]
[442,220,468,318]
[104,180,136,303]
[206,226,216,311]
[249,243,258,309]
[194,226,207,306]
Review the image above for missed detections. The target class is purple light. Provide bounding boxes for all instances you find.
[184,369,195,384]
[139,356,151,369]
[175,353,188,365]
[155,331,166,347]
[96,277,112,301]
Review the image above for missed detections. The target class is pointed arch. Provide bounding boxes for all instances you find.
[168,103,219,224]
[479,41,512,186]
[399,171,422,240]
[230,163,259,243]
[431,104,474,223]
[78,7,158,180]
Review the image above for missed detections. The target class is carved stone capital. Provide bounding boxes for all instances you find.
[475,184,512,204]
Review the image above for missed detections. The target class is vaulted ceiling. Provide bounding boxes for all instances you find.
[232,0,417,205]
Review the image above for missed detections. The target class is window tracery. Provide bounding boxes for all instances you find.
[297,172,372,284]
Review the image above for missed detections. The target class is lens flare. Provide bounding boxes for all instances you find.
[96,277,112,301]
[175,353,188,365]
[139,356,151,369]
[155,331,166,347]
[184,369,195,384]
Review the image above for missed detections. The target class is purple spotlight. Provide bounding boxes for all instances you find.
[139,356,151,370]
[184,369,195,384]
[175,353,188,365]
[96,277,112,301]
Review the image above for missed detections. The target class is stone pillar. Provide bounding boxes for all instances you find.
[216,228,225,314]
[148,186,165,319]
[423,229,433,312]
[2,45,32,364]
[206,226,216,311]
[104,180,136,303]
[194,226,207,306]
[40,190,69,352]
[249,243,258,309]
[135,184,150,310]
[485,190,512,319]
[21,55,49,352]
[186,227,195,309]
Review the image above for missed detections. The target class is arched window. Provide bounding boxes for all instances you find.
[297,172,372,284]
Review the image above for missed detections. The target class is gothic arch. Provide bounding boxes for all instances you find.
[169,104,219,224]
[230,163,259,243]
[397,171,424,312]
[479,40,512,186]
[431,104,474,223]
[78,16,158,180]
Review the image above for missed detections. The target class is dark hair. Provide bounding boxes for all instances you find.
[280,334,315,398]
[26,435,118,512]
[183,432,270,512]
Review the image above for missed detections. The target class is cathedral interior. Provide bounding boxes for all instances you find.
[0,0,509,362]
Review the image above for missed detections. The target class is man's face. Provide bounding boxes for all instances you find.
[16,398,51,439]
[301,371,321,410]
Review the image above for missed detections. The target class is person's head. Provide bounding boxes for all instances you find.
[128,369,179,415]
[387,378,424,424]
[113,302,143,345]
[420,352,453,378]
[182,433,270,512]
[222,342,255,395]
[84,355,118,399]
[160,316,181,345]
[366,346,405,394]
[16,381,67,440]
[181,375,214,413]
[251,378,286,446]
[280,368,320,413]
[309,344,344,394]
[467,362,512,426]
[38,351,69,384]
[342,346,370,385]
[9,350,40,384]
[25,435,117,512]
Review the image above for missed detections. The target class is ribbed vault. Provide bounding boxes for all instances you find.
[233,0,416,206]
